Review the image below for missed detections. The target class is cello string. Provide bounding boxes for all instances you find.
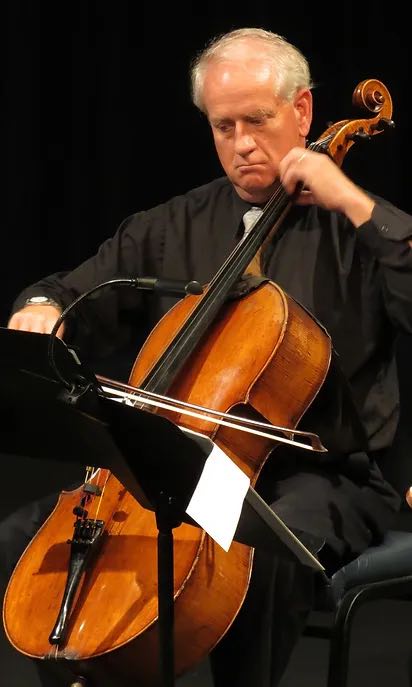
[137,185,292,394]
[92,470,111,523]
[136,139,333,395]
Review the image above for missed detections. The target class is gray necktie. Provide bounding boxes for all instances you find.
[242,206,263,238]
[241,206,264,275]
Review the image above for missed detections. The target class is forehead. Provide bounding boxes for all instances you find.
[202,59,279,117]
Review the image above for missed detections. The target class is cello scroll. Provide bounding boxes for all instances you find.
[316,79,395,166]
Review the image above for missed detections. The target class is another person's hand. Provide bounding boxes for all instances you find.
[8,304,65,338]
[406,487,412,509]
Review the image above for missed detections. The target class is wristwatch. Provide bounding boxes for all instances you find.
[25,296,61,309]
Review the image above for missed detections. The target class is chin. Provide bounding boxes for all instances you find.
[233,175,277,204]
[236,183,273,204]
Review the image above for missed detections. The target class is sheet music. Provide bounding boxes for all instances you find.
[185,433,250,552]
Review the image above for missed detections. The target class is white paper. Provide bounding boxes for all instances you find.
[186,442,250,551]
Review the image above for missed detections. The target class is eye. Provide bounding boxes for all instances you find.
[247,116,265,126]
[215,122,233,134]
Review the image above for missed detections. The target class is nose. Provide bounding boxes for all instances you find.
[234,124,257,156]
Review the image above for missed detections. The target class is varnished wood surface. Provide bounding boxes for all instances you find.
[4,281,331,684]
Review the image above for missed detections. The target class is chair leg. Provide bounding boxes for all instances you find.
[326,588,366,687]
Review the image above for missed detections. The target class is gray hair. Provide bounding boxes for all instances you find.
[190,28,313,113]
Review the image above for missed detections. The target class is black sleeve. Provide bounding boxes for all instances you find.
[10,208,168,362]
[356,200,412,332]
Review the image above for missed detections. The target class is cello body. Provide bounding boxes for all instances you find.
[3,281,331,684]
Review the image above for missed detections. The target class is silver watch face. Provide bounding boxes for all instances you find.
[28,296,50,304]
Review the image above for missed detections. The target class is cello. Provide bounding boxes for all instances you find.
[3,79,394,685]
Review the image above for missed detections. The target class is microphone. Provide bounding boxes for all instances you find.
[48,276,203,390]
[132,277,203,297]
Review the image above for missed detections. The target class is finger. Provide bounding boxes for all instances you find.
[294,190,315,206]
[296,151,308,164]
[280,158,309,196]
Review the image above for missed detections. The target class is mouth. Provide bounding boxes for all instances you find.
[237,164,264,174]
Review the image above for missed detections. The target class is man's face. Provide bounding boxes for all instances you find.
[202,56,312,204]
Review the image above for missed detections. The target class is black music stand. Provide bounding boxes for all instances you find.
[0,328,324,687]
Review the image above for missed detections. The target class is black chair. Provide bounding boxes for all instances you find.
[303,337,412,687]
[303,334,412,687]
[304,521,412,687]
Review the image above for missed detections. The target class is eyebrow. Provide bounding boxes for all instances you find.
[211,108,276,126]
[246,108,276,119]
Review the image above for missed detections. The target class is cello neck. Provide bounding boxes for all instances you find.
[140,141,328,395]
[140,182,293,395]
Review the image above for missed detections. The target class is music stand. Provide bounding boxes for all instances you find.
[0,328,324,687]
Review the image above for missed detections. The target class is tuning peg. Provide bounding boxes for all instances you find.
[373,118,396,131]
[346,130,372,142]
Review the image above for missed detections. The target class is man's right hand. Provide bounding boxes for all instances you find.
[8,304,65,338]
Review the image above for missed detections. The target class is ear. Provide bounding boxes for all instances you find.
[293,88,312,138]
